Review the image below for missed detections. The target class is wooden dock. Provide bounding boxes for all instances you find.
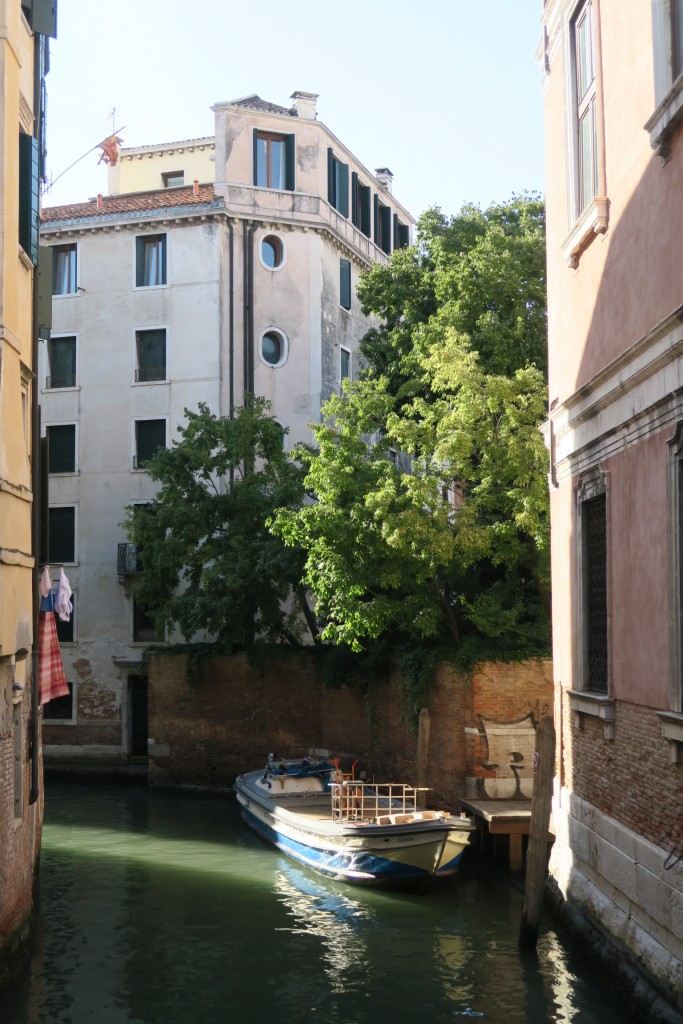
[460,798,555,875]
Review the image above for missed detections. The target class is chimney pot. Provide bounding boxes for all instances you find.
[290,90,319,120]
[193,179,199,197]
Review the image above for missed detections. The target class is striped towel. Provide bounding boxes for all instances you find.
[38,610,70,706]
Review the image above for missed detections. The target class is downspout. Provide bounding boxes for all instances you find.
[29,33,43,804]
[242,220,256,401]
[228,218,234,484]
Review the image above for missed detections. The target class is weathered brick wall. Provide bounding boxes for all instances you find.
[147,652,552,810]
[561,690,683,854]
[0,664,43,989]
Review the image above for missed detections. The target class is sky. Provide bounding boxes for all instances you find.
[43,0,545,220]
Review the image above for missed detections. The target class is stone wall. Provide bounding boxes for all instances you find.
[146,651,552,810]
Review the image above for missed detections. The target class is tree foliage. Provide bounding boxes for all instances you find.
[125,400,316,651]
[272,196,549,659]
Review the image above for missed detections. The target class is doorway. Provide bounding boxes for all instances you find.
[128,674,148,757]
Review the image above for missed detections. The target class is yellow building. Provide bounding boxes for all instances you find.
[0,0,56,989]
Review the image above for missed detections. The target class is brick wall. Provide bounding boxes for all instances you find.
[147,652,552,810]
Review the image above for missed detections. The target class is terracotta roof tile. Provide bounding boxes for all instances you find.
[230,94,297,117]
[42,183,219,223]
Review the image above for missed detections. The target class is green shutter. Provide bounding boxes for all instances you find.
[360,186,371,237]
[38,244,53,331]
[327,147,335,204]
[373,194,379,243]
[380,206,392,254]
[48,424,75,473]
[253,129,259,186]
[393,213,399,250]
[31,0,57,37]
[340,259,351,309]
[19,133,39,264]
[285,134,296,191]
[351,171,359,226]
[135,237,145,286]
[338,162,349,218]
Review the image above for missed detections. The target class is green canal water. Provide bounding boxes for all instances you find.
[1,781,630,1024]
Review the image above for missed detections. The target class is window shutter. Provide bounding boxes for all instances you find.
[327,147,335,204]
[338,162,349,218]
[253,129,259,186]
[380,206,392,254]
[135,237,145,287]
[393,213,399,250]
[19,133,39,264]
[285,134,296,191]
[31,0,57,37]
[373,194,379,243]
[360,186,371,237]
[340,259,351,309]
[160,235,167,284]
[351,171,359,226]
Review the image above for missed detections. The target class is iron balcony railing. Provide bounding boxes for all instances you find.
[117,543,142,575]
[46,373,77,389]
[135,367,166,383]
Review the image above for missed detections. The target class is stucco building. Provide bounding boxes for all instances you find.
[38,91,413,768]
[0,0,56,989]
[541,0,683,1014]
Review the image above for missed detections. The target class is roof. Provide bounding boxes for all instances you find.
[42,183,219,223]
[229,94,297,117]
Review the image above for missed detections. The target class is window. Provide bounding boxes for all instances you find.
[261,235,284,269]
[351,172,371,237]
[327,149,349,217]
[55,592,76,645]
[340,259,351,310]
[43,682,75,722]
[574,0,597,217]
[374,196,392,255]
[135,329,166,382]
[133,597,158,643]
[13,700,23,818]
[46,336,76,389]
[260,329,287,367]
[646,0,683,158]
[667,424,683,712]
[340,347,351,382]
[136,234,167,287]
[19,132,39,264]
[253,131,295,190]
[581,489,610,696]
[48,506,76,564]
[52,244,77,295]
[393,215,410,250]
[135,419,166,469]
[162,171,184,188]
[47,424,76,473]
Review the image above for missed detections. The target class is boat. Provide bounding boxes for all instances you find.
[234,754,476,889]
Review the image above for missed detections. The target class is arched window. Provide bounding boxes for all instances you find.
[261,234,284,269]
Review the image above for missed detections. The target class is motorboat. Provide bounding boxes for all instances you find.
[234,754,476,889]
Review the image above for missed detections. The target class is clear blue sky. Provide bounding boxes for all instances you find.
[44,0,545,220]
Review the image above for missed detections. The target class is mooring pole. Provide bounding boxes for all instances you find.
[519,714,556,951]
[416,707,430,808]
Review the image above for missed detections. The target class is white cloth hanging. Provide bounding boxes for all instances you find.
[40,565,52,598]
[55,567,73,622]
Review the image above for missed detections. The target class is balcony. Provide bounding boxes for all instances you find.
[46,372,77,389]
[117,543,142,576]
[135,367,166,383]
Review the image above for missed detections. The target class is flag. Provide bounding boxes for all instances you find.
[97,134,122,166]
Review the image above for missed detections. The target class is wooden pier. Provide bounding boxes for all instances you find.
[460,798,555,876]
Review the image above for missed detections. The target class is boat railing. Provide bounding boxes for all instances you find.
[330,781,431,824]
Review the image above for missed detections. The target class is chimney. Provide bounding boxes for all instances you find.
[193,179,199,197]
[290,91,318,119]
[96,193,103,210]
[375,168,394,194]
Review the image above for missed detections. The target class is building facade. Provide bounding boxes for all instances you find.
[0,0,56,989]
[541,0,683,1013]
[38,92,413,768]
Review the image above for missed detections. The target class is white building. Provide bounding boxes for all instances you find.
[39,92,413,764]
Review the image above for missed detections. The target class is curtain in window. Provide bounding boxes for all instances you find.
[53,247,76,294]
[137,330,166,381]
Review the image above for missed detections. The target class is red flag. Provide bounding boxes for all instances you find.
[97,134,122,166]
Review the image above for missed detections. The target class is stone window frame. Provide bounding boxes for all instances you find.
[569,466,615,738]
[663,422,683,763]
[645,0,683,160]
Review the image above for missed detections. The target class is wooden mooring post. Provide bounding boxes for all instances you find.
[518,714,555,951]
[416,708,430,808]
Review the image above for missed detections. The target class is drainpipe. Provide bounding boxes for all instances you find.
[242,220,256,400]
[228,219,234,418]
[29,33,43,805]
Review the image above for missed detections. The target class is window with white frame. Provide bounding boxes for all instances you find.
[260,329,288,368]
[48,505,76,564]
[46,336,77,389]
[135,329,166,382]
[135,234,167,287]
[134,419,166,469]
[43,682,76,723]
[340,346,351,382]
[52,244,77,295]
[47,423,76,474]
[573,0,598,217]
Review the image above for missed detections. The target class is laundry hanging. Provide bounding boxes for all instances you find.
[38,564,70,706]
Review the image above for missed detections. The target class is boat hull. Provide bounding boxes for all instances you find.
[235,770,472,888]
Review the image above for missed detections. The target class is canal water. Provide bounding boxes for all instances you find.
[0,781,630,1024]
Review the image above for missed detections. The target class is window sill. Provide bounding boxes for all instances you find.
[42,386,80,394]
[645,75,683,162]
[657,711,683,764]
[18,247,35,271]
[48,470,80,478]
[561,197,610,268]
[42,718,77,726]
[568,689,615,740]
[131,379,169,387]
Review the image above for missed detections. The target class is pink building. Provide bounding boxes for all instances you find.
[541,0,683,1013]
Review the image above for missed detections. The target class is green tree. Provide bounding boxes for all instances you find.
[125,400,317,650]
[272,196,549,659]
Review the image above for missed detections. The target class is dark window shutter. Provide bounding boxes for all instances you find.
[31,0,57,36]
[393,213,399,250]
[398,223,410,248]
[373,194,379,243]
[135,237,145,286]
[285,134,296,191]
[49,506,75,564]
[19,133,39,264]
[327,147,335,204]
[47,424,75,473]
[380,206,392,254]
[351,171,359,226]
[340,259,351,309]
[360,186,371,237]
[338,162,349,218]
[160,235,167,284]
[137,420,166,467]
[253,129,260,186]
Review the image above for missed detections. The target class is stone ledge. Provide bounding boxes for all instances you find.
[657,711,683,764]
[568,690,615,740]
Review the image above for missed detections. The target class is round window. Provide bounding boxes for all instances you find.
[262,330,284,366]
[261,235,283,269]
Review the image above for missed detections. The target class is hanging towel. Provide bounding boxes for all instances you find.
[38,609,70,706]
[40,565,52,598]
[55,568,73,622]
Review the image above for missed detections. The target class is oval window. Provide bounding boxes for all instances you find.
[261,235,283,269]
[262,330,284,366]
